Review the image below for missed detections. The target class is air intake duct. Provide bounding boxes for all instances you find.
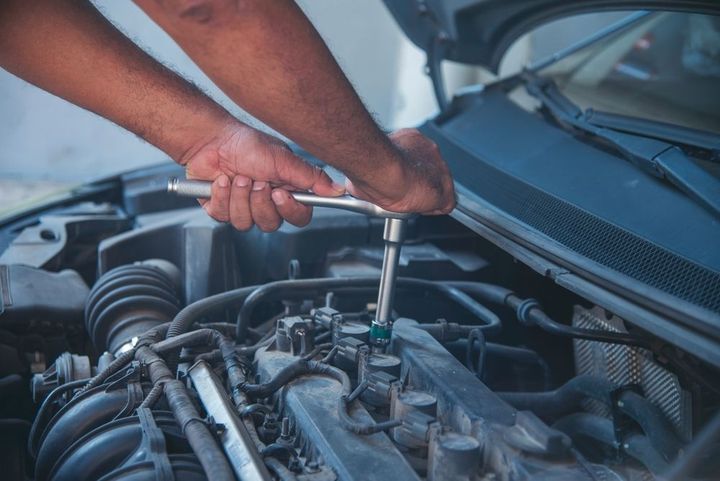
[85,260,182,354]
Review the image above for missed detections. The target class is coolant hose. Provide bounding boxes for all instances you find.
[616,390,683,460]
[554,413,670,476]
[498,375,615,420]
[664,409,720,481]
[500,375,684,460]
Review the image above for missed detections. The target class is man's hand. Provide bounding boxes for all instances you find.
[0,0,454,234]
[136,1,456,220]
[180,120,344,232]
[346,129,456,215]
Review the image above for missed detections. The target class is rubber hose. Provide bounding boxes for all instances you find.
[166,285,259,338]
[238,358,314,399]
[447,281,513,305]
[617,390,683,460]
[152,328,223,354]
[190,336,275,364]
[505,295,649,346]
[239,353,398,435]
[136,345,235,481]
[75,348,136,396]
[554,413,670,476]
[498,375,615,421]
[500,375,683,461]
[139,382,165,409]
[450,281,649,347]
[664,410,720,481]
[466,328,486,377]
[236,277,502,341]
[265,457,298,481]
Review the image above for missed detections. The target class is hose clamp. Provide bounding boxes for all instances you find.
[516,298,540,325]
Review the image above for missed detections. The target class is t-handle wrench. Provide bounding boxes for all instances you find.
[167,177,414,350]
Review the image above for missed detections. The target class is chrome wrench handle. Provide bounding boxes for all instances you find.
[167,176,412,349]
[167,177,413,220]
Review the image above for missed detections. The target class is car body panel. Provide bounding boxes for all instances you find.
[382,0,720,71]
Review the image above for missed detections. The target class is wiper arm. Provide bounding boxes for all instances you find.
[584,110,720,158]
[522,73,720,218]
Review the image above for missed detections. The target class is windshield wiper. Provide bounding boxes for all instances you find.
[520,73,720,218]
[583,110,720,157]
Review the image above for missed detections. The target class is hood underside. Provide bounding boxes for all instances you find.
[382,0,720,72]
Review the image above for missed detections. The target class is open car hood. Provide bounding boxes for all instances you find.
[382,0,720,72]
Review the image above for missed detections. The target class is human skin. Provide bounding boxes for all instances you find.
[0,0,455,231]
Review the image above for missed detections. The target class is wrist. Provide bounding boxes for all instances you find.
[347,139,409,202]
[173,108,238,166]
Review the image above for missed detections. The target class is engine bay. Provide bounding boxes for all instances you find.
[1,174,718,481]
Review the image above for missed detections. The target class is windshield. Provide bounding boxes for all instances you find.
[540,12,720,136]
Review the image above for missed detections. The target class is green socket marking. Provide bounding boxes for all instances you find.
[370,324,391,340]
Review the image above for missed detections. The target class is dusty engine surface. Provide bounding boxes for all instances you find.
[1,177,718,481]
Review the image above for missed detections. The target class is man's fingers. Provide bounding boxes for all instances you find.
[229,175,252,231]
[204,175,231,222]
[271,188,312,227]
[272,146,344,197]
[250,181,282,232]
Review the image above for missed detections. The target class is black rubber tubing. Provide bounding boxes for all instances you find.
[237,355,400,435]
[135,345,235,481]
[553,413,670,476]
[75,323,170,398]
[664,409,720,481]
[165,276,646,346]
[499,375,683,460]
[498,375,615,420]
[452,281,649,346]
[166,285,260,338]
[235,277,502,342]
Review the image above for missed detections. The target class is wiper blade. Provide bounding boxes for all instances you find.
[522,73,720,218]
[585,110,720,158]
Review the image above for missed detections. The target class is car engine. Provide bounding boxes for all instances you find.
[0,173,718,481]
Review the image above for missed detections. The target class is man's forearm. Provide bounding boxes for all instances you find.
[0,0,230,162]
[134,0,402,186]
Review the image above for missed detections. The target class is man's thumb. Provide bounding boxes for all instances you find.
[306,165,345,197]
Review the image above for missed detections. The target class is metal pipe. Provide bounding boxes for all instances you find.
[168,177,413,220]
[188,360,271,481]
[371,218,406,348]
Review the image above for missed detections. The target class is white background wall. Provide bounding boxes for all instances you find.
[0,0,445,185]
[0,2,624,211]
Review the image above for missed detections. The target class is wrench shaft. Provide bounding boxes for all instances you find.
[168,178,413,219]
[168,176,411,350]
